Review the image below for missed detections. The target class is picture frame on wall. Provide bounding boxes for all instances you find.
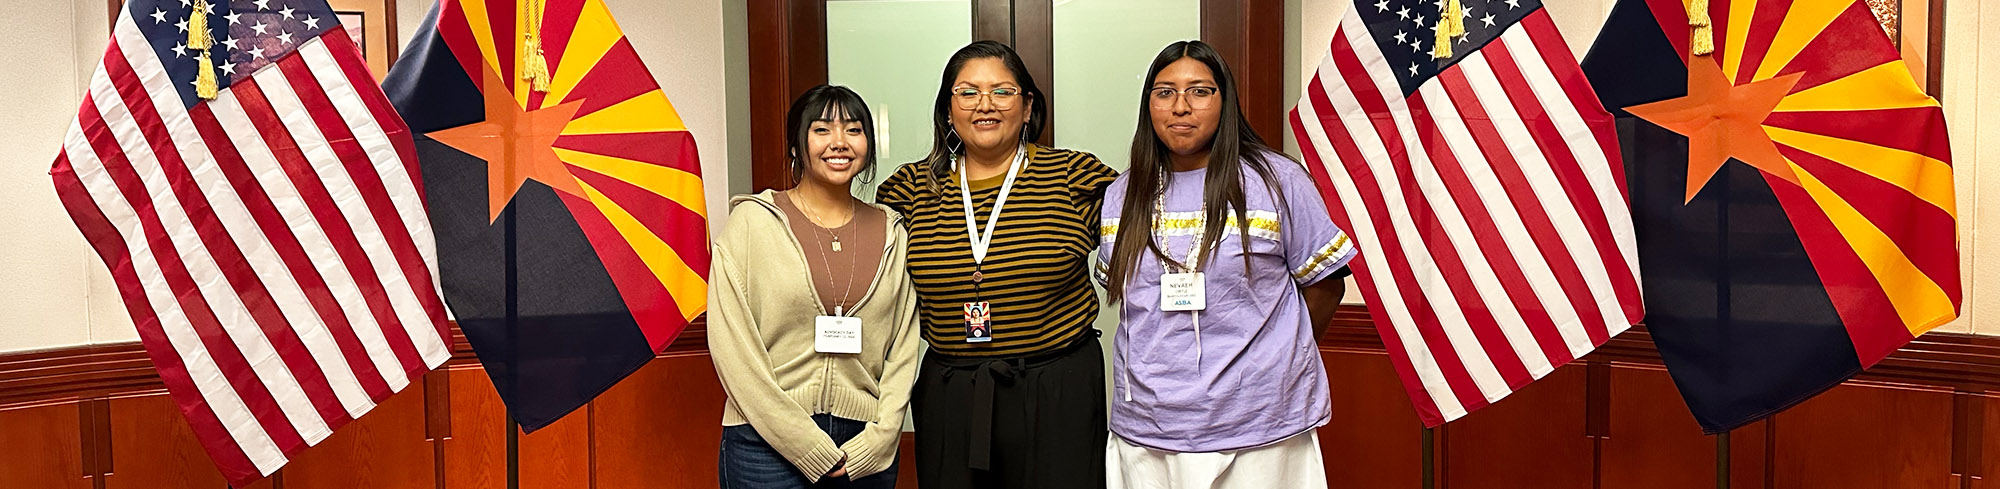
[1868,0,1946,99]
[337,10,368,60]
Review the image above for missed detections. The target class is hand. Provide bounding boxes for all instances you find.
[827,455,848,479]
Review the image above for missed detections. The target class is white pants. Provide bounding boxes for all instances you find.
[1105,430,1328,489]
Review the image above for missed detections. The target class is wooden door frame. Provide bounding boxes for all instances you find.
[747,0,828,192]
[747,0,1285,192]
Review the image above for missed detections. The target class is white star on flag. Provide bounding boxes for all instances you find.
[151,8,168,24]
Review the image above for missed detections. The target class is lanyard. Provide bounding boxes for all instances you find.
[1152,189,1210,273]
[958,144,1028,269]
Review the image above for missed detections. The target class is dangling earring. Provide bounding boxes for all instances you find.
[948,127,964,155]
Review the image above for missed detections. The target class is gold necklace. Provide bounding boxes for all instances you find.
[794,190,856,252]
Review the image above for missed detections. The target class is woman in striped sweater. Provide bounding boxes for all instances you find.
[872,40,1118,489]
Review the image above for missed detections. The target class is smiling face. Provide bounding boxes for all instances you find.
[948,57,1034,154]
[798,113,869,188]
[1148,57,1223,161]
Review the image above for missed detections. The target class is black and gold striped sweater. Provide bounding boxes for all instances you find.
[873,145,1118,357]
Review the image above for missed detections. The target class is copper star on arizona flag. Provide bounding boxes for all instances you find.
[383,0,708,432]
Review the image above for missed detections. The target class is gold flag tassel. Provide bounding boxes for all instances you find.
[189,0,218,99]
[1432,0,1466,59]
[522,0,551,92]
[1688,0,1714,56]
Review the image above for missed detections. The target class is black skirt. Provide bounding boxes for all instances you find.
[912,331,1107,489]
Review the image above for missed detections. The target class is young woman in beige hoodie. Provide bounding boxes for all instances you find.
[709,85,921,488]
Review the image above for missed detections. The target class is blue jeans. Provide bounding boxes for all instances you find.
[719,414,898,489]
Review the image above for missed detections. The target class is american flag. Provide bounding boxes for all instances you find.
[1289,0,1644,425]
[49,0,448,484]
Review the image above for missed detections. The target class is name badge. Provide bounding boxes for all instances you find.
[963,301,993,343]
[814,316,863,354]
[1160,272,1206,312]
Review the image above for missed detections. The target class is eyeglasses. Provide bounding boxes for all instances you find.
[1148,86,1219,110]
[951,87,1023,110]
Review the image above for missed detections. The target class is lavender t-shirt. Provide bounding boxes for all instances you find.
[1095,154,1358,453]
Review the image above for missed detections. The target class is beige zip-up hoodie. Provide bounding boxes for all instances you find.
[708,190,922,482]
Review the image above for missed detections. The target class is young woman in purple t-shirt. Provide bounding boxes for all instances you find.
[1097,40,1360,489]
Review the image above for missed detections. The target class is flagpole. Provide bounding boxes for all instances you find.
[1422,426,1436,489]
[504,140,522,489]
[1716,431,1730,489]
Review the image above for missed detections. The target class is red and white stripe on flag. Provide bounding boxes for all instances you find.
[49,6,448,485]
[1288,7,1643,426]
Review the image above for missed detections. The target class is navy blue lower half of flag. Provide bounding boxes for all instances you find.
[1616,110,1863,434]
[415,136,658,432]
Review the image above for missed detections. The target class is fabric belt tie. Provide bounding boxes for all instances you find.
[965,359,1019,471]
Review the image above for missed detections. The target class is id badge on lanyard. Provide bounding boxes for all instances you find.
[958,145,1026,343]
[815,305,863,354]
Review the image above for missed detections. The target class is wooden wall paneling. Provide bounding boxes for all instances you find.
[1725,420,1773,489]
[1955,391,1988,489]
[1976,394,2000,489]
[1599,364,1714,489]
[101,394,227,489]
[0,343,159,408]
[896,432,919,489]
[421,370,450,489]
[519,398,591,488]
[1316,349,1423,488]
[591,354,726,488]
[1199,0,1286,142]
[0,401,91,489]
[279,379,434,489]
[1770,382,1953,489]
[442,367,506,489]
[1443,364,1593,489]
[747,0,829,193]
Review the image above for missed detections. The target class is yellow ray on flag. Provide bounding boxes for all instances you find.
[1787,162,1955,335]
[1765,126,1956,218]
[576,180,709,322]
[1751,0,1850,82]
[542,0,624,109]
[1774,61,1939,113]
[554,147,709,219]
[561,90,687,134]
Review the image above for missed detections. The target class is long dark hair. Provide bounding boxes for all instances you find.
[920,41,1049,190]
[1104,40,1295,302]
[785,85,879,186]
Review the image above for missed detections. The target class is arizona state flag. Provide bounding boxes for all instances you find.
[382,0,708,431]
[1581,0,1957,432]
